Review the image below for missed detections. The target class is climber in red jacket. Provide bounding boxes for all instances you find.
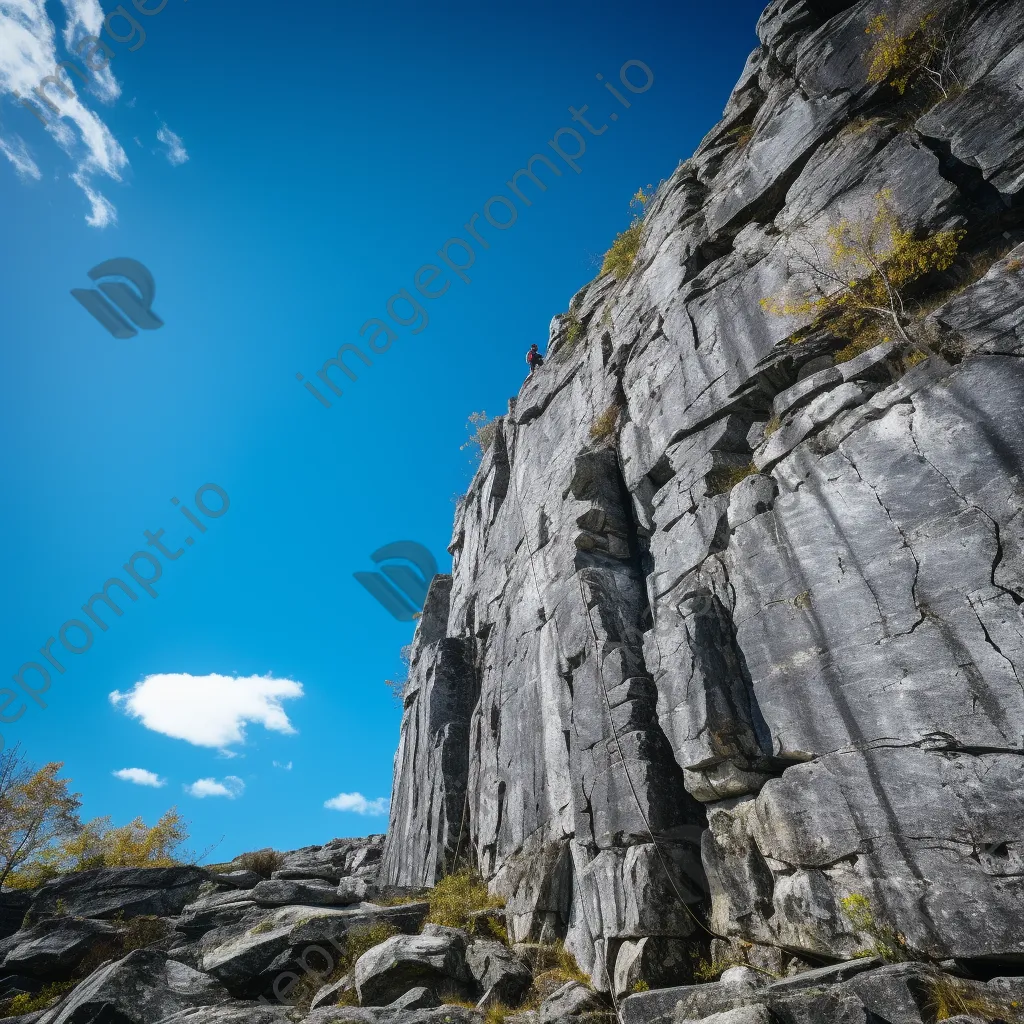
[526,344,544,375]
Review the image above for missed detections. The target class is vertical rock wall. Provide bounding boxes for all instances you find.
[383,0,1024,992]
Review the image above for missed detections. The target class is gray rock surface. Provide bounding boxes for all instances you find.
[379,0,1024,991]
[304,1007,482,1024]
[36,949,228,1024]
[156,1008,290,1024]
[250,880,352,908]
[197,901,427,999]
[353,932,472,1006]
[465,938,531,1005]
[0,918,117,979]
[27,867,210,923]
[537,981,605,1023]
[0,895,31,943]
[214,871,263,890]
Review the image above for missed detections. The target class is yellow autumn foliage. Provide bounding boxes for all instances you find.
[761,189,965,348]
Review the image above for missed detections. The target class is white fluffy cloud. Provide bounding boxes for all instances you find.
[156,122,187,165]
[186,776,244,799]
[0,0,126,223]
[110,673,304,748]
[112,767,165,787]
[324,792,389,816]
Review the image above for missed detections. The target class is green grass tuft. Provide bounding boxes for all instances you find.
[425,870,504,932]
[601,221,643,280]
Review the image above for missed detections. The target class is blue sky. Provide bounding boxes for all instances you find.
[0,0,766,861]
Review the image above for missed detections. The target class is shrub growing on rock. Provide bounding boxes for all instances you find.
[761,189,966,362]
[589,403,620,442]
[2,980,76,1016]
[425,870,503,931]
[601,185,654,281]
[461,412,497,466]
[925,974,1020,1022]
[236,848,284,878]
[864,8,965,100]
[601,222,643,280]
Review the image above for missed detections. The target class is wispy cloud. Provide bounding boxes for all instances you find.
[156,122,187,165]
[110,673,304,748]
[273,760,293,771]
[72,169,116,226]
[0,0,126,224]
[186,775,245,799]
[112,767,166,788]
[0,133,41,179]
[58,0,119,102]
[324,792,389,816]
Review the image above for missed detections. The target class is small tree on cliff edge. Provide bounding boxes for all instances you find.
[761,189,965,359]
[864,5,968,101]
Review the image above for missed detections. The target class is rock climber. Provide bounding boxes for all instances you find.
[526,343,545,375]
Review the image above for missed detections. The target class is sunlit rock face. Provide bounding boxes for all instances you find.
[382,0,1024,993]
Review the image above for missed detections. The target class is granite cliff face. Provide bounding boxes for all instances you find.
[382,0,1024,1000]
[3,3,1024,1023]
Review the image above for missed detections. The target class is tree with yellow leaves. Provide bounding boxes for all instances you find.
[864,6,967,100]
[0,746,191,888]
[0,746,82,888]
[761,189,966,358]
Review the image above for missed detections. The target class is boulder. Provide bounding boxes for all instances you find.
[0,974,43,998]
[0,918,118,979]
[199,902,428,1000]
[337,877,376,905]
[390,986,441,1010]
[465,939,531,1005]
[36,949,229,1024]
[354,932,472,1006]
[212,871,264,890]
[271,868,344,885]
[28,867,210,923]
[250,880,351,908]
[537,981,604,1023]
[680,1009,773,1024]
[176,891,258,941]
[310,972,353,1011]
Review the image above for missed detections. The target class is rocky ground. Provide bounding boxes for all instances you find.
[2,840,1022,1024]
